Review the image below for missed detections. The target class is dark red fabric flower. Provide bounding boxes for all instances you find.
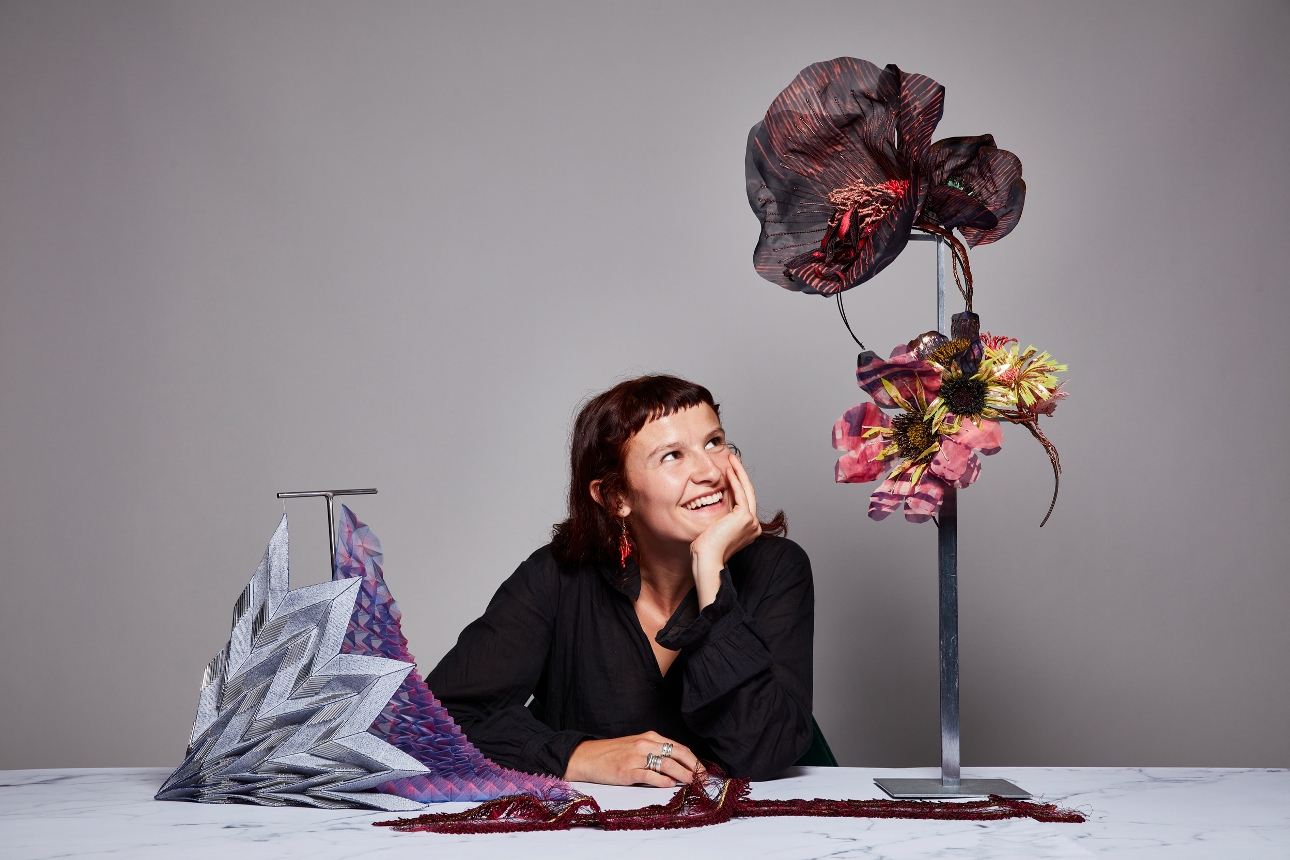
[919,135,1025,247]
[747,58,1026,295]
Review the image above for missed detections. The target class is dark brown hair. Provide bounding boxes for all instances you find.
[550,375,786,565]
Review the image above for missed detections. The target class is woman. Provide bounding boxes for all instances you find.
[427,375,814,786]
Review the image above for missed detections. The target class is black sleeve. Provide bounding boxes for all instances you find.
[655,539,814,780]
[425,551,589,777]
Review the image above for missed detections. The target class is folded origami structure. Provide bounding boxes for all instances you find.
[156,507,571,810]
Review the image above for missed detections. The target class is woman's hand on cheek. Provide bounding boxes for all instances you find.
[564,732,702,787]
[689,454,761,608]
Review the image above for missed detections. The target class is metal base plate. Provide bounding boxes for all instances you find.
[874,778,1031,799]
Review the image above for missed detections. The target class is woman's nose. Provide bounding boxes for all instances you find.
[692,448,725,483]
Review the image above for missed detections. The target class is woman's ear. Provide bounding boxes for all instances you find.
[589,480,630,518]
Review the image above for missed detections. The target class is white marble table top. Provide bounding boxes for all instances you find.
[2,766,1287,859]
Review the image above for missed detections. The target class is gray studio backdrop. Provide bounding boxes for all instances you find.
[1,0,1287,771]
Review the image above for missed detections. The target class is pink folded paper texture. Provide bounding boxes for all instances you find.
[333,506,572,804]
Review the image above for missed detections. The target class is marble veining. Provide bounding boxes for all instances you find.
[2,766,1287,859]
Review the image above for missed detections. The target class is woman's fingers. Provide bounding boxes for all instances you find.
[658,756,694,784]
[729,453,757,518]
[637,737,696,778]
[635,735,700,784]
[726,464,755,541]
[664,741,700,774]
[633,768,679,788]
[726,463,750,516]
[660,742,701,778]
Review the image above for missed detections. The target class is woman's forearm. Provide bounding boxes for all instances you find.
[690,548,724,609]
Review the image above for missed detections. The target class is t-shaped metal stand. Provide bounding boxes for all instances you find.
[874,236,1030,800]
[276,488,377,580]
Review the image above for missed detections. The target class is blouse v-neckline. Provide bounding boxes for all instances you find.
[610,560,690,680]
[632,601,682,679]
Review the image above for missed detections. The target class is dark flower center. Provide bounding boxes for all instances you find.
[940,375,987,417]
[891,412,936,460]
[824,179,907,243]
[790,179,910,289]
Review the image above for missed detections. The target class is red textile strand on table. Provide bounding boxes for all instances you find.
[373,772,1085,834]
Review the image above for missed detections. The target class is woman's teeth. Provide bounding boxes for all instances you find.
[685,491,723,510]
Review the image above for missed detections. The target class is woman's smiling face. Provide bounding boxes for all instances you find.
[617,403,733,548]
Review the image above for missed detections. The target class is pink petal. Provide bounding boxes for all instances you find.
[950,417,1003,455]
[868,475,910,521]
[1032,387,1068,417]
[954,453,982,488]
[856,348,942,407]
[832,403,891,452]
[904,474,947,522]
[834,404,893,484]
[929,436,973,483]
[836,446,889,483]
[888,344,913,360]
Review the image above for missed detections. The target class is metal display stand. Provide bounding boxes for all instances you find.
[874,236,1030,800]
[276,488,377,580]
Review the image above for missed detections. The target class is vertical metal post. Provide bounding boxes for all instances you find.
[873,233,1028,800]
[936,237,947,337]
[935,235,960,787]
[938,488,960,786]
[326,495,337,575]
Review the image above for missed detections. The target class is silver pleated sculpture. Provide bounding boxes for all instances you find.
[155,514,429,810]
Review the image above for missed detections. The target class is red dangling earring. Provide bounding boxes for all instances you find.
[618,519,634,568]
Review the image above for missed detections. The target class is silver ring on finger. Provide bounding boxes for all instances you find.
[645,753,663,773]
[659,742,674,758]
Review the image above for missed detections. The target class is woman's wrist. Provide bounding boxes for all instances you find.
[691,548,724,609]
[564,739,594,781]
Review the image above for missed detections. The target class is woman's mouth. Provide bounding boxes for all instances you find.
[684,491,723,511]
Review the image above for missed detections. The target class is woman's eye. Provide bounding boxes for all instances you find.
[705,438,723,450]
[662,451,678,462]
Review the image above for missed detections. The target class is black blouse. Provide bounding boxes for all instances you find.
[425,536,814,781]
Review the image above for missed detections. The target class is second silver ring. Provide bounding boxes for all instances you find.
[645,753,663,773]
[659,742,674,758]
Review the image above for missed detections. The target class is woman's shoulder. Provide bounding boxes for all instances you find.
[491,543,562,597]
[510,543,599,586]
[498,544,616,611]
[520,543,559,568]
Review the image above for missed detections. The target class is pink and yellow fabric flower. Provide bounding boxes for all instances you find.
[834,333,1068,525]
[833,345,1002,522]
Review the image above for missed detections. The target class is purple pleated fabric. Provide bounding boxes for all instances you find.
[334,505,575,803]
